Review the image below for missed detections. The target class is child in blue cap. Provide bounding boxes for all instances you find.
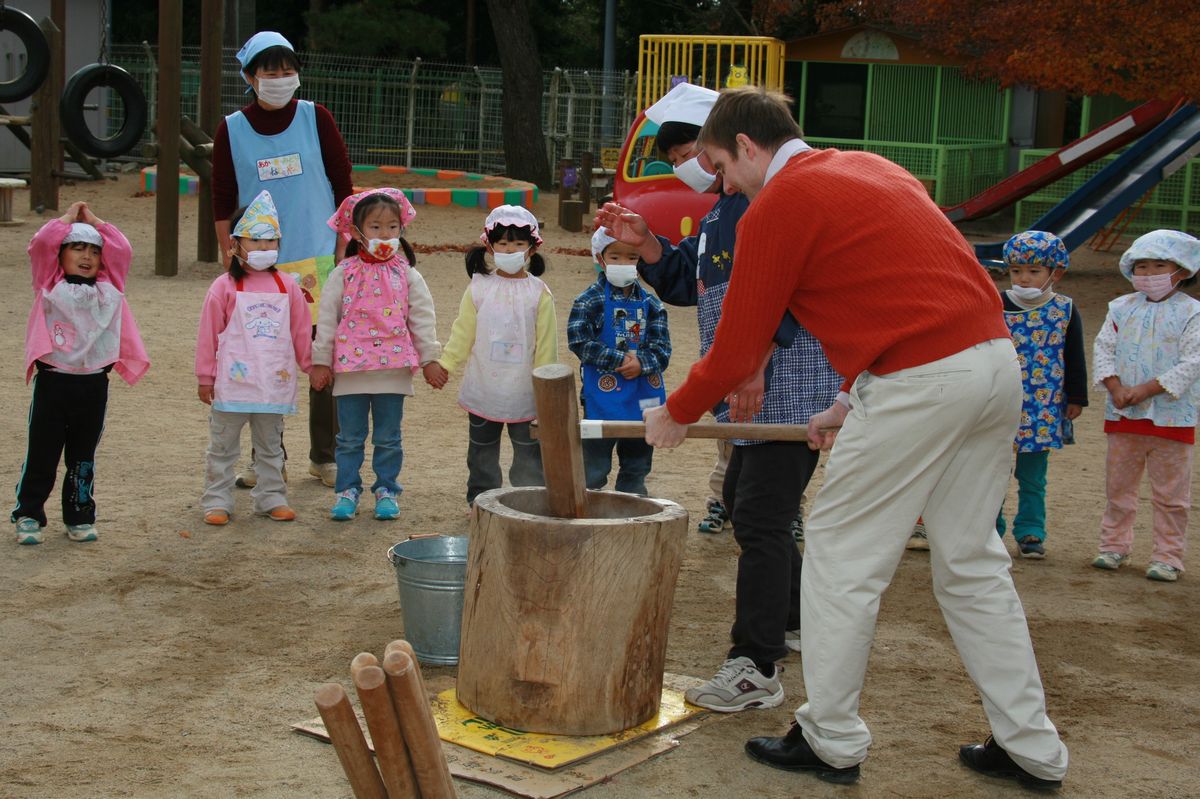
[996,230,1088,558]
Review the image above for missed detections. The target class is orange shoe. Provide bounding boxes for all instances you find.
[265,505,296,522]
[204,509,230,526]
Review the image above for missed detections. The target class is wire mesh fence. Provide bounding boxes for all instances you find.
[108,44,637,179]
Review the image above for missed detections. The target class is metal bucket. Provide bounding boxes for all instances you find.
[386,535,469,665]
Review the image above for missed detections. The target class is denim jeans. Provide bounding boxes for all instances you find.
[466,413,543,504]
[583,437,654,495]
[335,393,405,495]
[996,449,1049,541]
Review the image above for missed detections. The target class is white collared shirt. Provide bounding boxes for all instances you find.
[763,138,812,186]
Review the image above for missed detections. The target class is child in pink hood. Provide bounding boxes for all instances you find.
[13,201,149,545]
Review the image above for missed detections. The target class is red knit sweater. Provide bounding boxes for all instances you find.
[666,147,1010,423]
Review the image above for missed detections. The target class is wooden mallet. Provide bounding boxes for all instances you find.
[530,363,588,518]
[383,649,458,799]
[352,664,421,799]
[314,682,388,799]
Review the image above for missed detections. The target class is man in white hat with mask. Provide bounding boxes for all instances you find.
[211,31,354,489]
[595,83,841,714]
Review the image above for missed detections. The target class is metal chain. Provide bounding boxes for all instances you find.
[98,0,109,63]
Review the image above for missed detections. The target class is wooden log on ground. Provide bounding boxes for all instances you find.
[530,364,587,518]
[314,683,388,799]
[457,487,688,735]
[353,665,420,799]
[383,651,457,799]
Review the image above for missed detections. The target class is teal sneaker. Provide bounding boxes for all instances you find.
[65,523,99,542]
[15,517,42,545]
[330,489,360,521]
[374,488,400,521]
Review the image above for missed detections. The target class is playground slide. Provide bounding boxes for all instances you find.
[975,104,1200,264]
[942,98,1178,223]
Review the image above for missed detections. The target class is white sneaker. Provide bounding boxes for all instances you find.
[15,517,42,545]
[684,656,784,712]
[309,461,337,487]
[784,629,801,653]
[234,469,257,488]
[65,523,99,542]
[1146,561,1180,582]
[1092,551,1125,571]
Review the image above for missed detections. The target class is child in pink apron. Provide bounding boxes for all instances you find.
[311,188,443,521]
[195,190,313,525]
[14,201,149,545]
[424,205,559,505]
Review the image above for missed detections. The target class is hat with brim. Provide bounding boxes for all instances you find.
[481,205,542,246]
[1119,229,1200,279]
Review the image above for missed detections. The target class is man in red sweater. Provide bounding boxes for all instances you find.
[643,88,1068,789]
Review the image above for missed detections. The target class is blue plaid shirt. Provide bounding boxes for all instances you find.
[568,274,671,376]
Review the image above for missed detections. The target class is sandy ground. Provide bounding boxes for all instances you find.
[1,174,1198,799]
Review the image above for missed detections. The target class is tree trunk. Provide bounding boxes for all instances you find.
[483,0,552,187]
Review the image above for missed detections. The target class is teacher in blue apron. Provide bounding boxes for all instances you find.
[211,31,354,489]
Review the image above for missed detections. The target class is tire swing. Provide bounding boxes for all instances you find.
[58,0,147,159]
[0,4,50,103]
[59,64,148,158]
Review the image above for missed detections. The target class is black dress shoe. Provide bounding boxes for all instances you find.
[959,736,1062,791]
[745,724,861,785]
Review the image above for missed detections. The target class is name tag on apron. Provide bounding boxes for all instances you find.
[257,153,303,181]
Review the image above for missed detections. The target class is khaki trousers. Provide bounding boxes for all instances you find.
[795,339,1068,781]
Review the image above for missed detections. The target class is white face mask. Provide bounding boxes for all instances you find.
[366,238,401,260]
[605,263,639,288]
[256,74,300,107]
[1131,269,1181,301]
[674,154,717,193]
[1009,274,1054,303]
[244,248,279,271]
[493,250,528,274]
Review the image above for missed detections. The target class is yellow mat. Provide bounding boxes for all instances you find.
[432,684,704,771]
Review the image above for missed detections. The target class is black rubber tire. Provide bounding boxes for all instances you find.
[59,63,148,158]
[0,7,50,103]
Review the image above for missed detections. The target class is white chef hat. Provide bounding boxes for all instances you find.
[62,222,103,247]
[591,227,617,262]
[644,82,719,127]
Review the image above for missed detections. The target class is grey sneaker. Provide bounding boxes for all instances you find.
[1146,561,1180,582]
[906,522,930,551]
[65,523,99,543]
[685,656,784,712]
[309,461,337,488]
[15,517,42,545]
[1092,551,1125,571]
[784,629,801,653]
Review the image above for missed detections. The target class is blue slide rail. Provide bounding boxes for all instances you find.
[976,103,1200,265]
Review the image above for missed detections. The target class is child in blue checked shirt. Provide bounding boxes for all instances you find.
[997,230,1088,559]
[567,228,671,495]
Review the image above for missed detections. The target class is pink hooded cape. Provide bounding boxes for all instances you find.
[24,219,150,385]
